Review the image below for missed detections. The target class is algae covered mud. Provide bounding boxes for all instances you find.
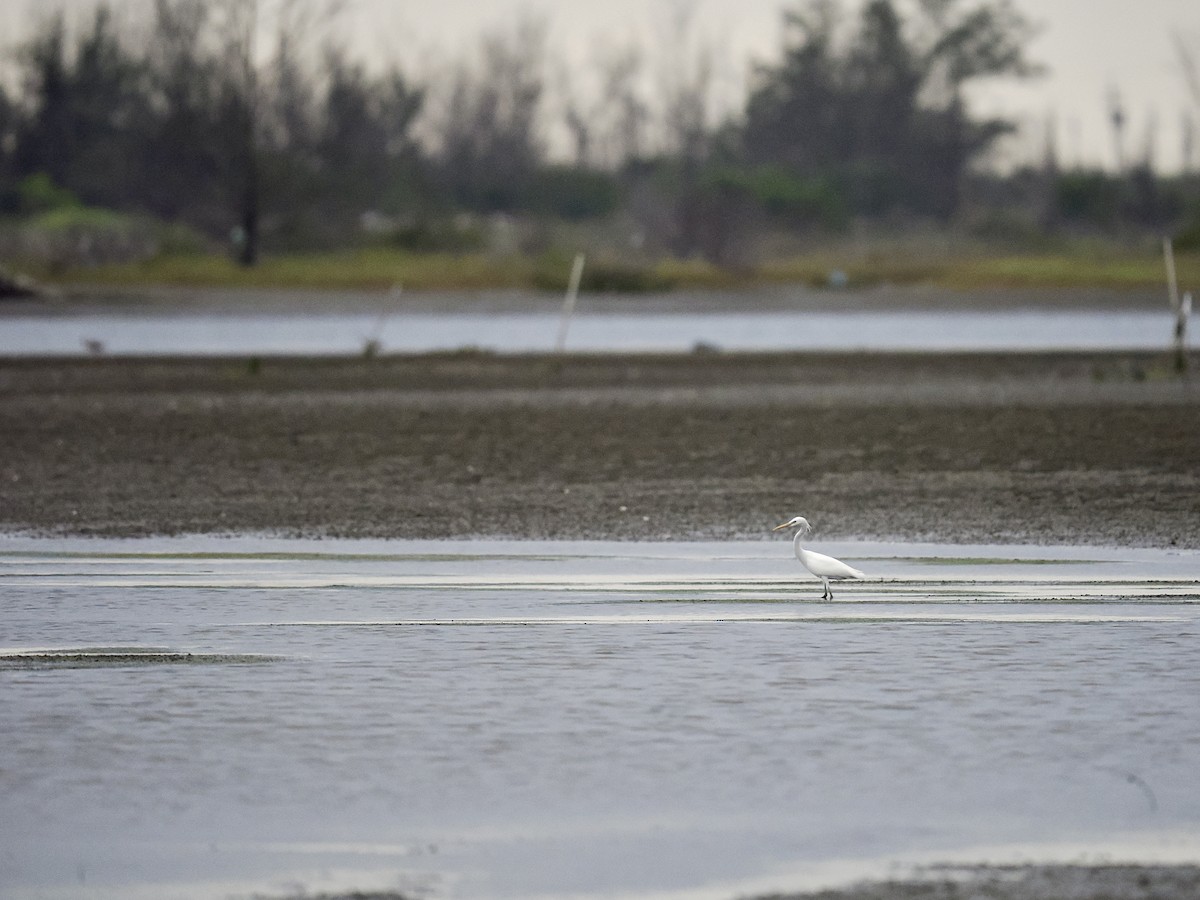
[1,536,1199,899]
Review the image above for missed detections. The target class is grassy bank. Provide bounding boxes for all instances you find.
[758,246,1200,291]
[14,243,1200,294]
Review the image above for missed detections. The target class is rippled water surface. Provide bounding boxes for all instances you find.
[2,537,1199,899]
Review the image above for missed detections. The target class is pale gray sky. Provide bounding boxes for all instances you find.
[8,0,1200,170]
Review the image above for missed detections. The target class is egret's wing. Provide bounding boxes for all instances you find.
[805,550,864,580]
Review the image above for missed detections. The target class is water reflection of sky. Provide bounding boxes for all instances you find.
[0,308,1191,355]
[2,537,1199,899]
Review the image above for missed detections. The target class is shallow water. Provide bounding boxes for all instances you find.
[0,307,1190,355]
[1,536,1199,900]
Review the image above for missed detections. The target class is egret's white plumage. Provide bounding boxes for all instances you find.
[772,515,864,600]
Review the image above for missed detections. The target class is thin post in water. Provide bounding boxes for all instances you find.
[555,253,586,353]
[1163,237,1189,375]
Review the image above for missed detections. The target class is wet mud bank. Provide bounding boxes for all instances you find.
[770,864,1200,900]
[264,864,1200,900]
[1,350,1197,547]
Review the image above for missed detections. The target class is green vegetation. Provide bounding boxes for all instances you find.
[47,248,536,291]
[760,246,1200,291]
[1,1,1197,296]
[16,242,1195,293]
[937,254,1200,290]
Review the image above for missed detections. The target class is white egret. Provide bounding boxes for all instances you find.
[772,516,864,600]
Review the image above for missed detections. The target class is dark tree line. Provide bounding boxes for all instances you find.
[1,0,1196,266]
[0,0,430,260]
[743,0,1036,218]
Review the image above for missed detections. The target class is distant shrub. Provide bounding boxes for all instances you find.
[156,221,211,256]
[1175,201,1200,252]
[533,256,674,293]
[375,218,486,253]
[529,166,621,221]
[581,260,674,292]
[1055,171,1122,229]
[704,166,849,231]
[31,206,128,232]
[17,173,83,215]
[2,204,209,270]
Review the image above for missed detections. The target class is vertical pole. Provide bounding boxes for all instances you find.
[1177,291,1192,376]
[555,253,586,353]
[237,0,260,267]
[1164,237,1187,375]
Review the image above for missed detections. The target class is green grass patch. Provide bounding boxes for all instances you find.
[26,244,1200,293]
[940,254,1200,290]
[29,206,133,231]
[759,249,1200,291]
[44,247,539,291]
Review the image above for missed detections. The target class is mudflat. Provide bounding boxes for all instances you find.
[2,350,1197,546]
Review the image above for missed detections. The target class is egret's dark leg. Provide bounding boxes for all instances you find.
[822,578,832,601]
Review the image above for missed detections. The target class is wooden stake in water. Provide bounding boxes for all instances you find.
[362,284,401,359]
[1179,290,1193,374]
[1163,237,1189,375]
[555,253,586,353]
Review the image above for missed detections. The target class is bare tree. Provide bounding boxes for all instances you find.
[1107,85,1127,174]
[653,1,721,255]
[1183,112,1195,175]
[1139,108,1158,172]
[199,0,261,264]
[207,0,346,264]
[555,39,652,172]
[575,42,650,170]
[1175,34,1200,173]
[432,15,548,211]
[657,1,715,161]
[559,63,593,169]
[1175,33,1200,109]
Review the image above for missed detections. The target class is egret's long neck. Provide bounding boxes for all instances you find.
[792,529,807,560]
